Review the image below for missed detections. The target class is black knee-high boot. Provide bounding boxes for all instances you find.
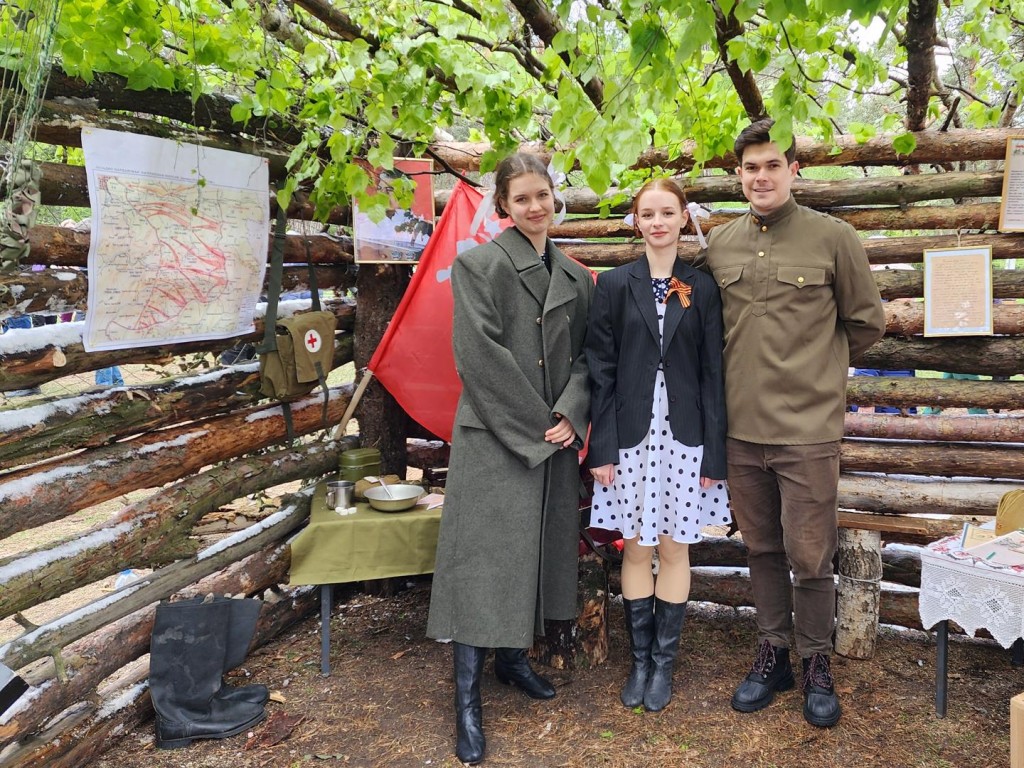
[453,643,486,764]
[620,596,655,708]
[643,598,687,712]
[150,601,266,749]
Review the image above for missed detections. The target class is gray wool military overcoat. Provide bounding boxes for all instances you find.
[426,227,594,649]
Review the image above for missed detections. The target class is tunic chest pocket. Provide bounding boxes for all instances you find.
[776,265,827,289]
[712,265,743,290]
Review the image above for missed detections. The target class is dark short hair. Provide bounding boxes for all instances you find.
[493,153,553,218]
[734,118,796,165]
[630,178,694,237]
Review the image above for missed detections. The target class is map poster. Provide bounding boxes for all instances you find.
[353,158,435,264]
[998,137,1024,231]
[81,128,270,352]
[923,246,993,337]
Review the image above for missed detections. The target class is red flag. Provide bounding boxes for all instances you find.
[368,182,510,441]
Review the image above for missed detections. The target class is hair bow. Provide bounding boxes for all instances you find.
[686,202,710,248]
[664,276,692,308]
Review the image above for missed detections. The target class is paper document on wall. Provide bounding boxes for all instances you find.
[81,128,269,352]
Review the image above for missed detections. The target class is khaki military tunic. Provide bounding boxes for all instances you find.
[704,197,885,445]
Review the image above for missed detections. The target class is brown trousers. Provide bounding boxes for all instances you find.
[726,438,840,657]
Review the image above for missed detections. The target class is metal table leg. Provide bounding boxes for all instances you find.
[320,584,332,676]
[935,619,948,718]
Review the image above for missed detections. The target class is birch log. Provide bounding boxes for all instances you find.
[836,529,883,659]
[0,386,354,536]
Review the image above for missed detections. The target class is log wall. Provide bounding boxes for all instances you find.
[1,117,1023,763]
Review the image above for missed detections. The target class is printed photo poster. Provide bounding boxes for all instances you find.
[80,128,269,352]
[353,158,435,264]
[998,136,1024,231]
[923,246,993,337]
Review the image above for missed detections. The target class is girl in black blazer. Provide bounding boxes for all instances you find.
[586,179,729,712]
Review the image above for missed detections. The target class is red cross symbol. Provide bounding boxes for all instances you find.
[305,329,322,353]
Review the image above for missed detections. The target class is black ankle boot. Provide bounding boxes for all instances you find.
[802,653,841,727]
[453,643,486,765]
[730,639,795,713]
[620,596,655,708]
[494,647,555,700]
[643,598,686,712]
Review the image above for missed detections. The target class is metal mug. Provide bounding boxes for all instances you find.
[326,480,355,511]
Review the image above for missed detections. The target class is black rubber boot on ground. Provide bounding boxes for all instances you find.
[494,647,555,700]
[150,601,266,749]
[620,596,655,708]
[172,596,269,706]
[643,598,687,712]
[219,597,270,706]
[802,653,842,727]
[453,643,487,765]
[730,639,795,713]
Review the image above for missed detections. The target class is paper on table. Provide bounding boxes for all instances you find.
[416,493,445,510]
[963,529,1024,567]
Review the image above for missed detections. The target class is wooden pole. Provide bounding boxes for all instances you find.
[835,528,883,659]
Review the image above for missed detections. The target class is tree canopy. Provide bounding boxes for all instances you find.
[3,0,1024,215]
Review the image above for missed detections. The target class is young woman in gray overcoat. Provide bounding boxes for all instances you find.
[426,153,593,765]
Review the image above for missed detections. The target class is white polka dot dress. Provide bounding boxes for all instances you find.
[589,277,731,546]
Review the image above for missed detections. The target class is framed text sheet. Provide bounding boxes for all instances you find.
[922,246,993,337]
[998,136,1024,231]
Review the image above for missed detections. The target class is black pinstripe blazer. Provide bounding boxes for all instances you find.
[585,256,726,479]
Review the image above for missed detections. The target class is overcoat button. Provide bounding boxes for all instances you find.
[797,276,805,284]
[536,317,542,324]
[761,225,768,232]
[538,359,544,367]
[758,251,765,257]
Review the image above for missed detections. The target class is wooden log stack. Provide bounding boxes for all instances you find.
[1,108,1023,762]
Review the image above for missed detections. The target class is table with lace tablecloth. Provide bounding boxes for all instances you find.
[919,534,1024,716]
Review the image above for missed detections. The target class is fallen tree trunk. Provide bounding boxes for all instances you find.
[0,441,339,622]
[0,386,354,537]
[0,265,352,319]
[547,202,1002,239]
[836,510,965,545]
[856,337,1024,377]
[0,309,352,394]
[883,300,1024,337]
[22,223,1021,274]
[846,376,1024,411]
[837,473,1016,517]
[434,169,1003,212]
[841,439,1024,478]
[428,128,1023,173]
[25,223,354,269]
[844,412,1024,442]
[687,568,923,631]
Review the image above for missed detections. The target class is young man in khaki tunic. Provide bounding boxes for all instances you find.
[704,119,885,727]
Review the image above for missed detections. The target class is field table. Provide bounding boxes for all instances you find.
[289,481,442,675]
[919,535,1024,716]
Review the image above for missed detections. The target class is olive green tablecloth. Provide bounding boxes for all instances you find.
[288,482,442,585]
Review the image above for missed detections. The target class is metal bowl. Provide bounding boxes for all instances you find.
[364,484,424,512]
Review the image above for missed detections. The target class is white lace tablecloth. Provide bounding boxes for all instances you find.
[919,535,1024,649]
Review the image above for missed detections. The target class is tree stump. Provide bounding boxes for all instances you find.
[835,528,882,659]
[531,553,609,669]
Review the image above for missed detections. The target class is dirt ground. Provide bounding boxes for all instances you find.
[93,580,1017,768]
